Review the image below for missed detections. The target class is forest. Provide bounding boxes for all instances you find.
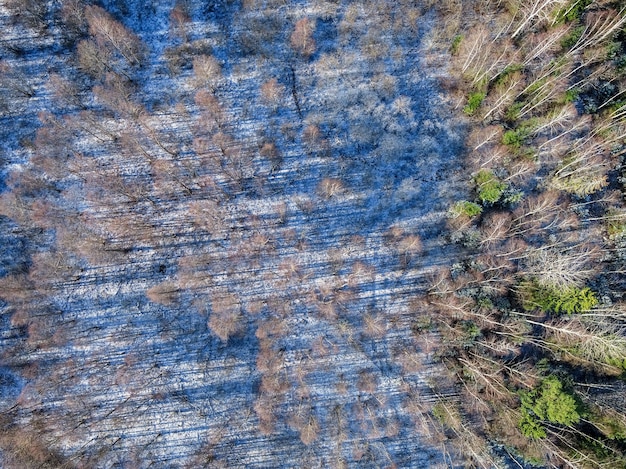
[0,0,625,467]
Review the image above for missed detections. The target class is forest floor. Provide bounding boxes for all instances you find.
[0,1,474,467]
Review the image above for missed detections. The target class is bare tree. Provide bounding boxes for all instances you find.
[169,1,191,41]
[260,78,285,107]
[290,18,316,57]
[193,55,222,91]
[289,407,320,445]
[317,178,344,199]
[479,213,512,247]
[209,293,243,341]
[551,139,609,196]
[5,0,48,30]
[397,234,423,265]
[46,73,82,108]
[187,199,226,235]
[505,0,568,39]
[537,317,626,374]
[523,244,600,289]
[76,38,112,78]
[93,72,143,118]
[454,26,517,87]
[60,0,88,37]
[85,5,145,67]
[146,282,180,306]
[481,71,523,120]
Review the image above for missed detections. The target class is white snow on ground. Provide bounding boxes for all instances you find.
[0,1,469,467]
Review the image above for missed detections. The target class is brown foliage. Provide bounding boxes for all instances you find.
[260,78,285,105]
[187,199,226,234]
[0,192,32,226]
[0,425,67,469]
[76,39,111,78]
[209,293,243,341]
[317,177,344,199]
[170,1,191,40]
[46,73,81,107]
[146,282,180,305]
[195,90,225,128]
[357,371,379,393]
[28,251,74,291]
[60,0,88,37]
[363,313,387,338]
[93,72,143,118]
[193,55,222,89]
[397,234,423,257]
[85,5,145,67]
[259,141,281,168]
[289,408,320,445]
[5,0,47,30]
[0,274,38,317]
[254,394,278,435]
[0,61,35,102]
[479,213,512,247]
[290,18,316,57]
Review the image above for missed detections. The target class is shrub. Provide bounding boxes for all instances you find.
[555,0,592,24]
[606,216,626,239]
[495,63,524,85]
[519,376,581,438]
[474,170,506,204]
[463,92,486,115]
[317,177,344,199]
[560,88,580,104]
[560,25,585,50]
[450,34,463,55]
[450,200,483,217]
[520,280,598,314]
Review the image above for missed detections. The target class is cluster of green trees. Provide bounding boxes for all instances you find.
[424,0,626,466]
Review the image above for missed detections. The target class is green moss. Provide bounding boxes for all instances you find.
[592,411,626,441]
[495,63,524,85]
[450,200,483,217]
[474,170,506,204]
[463,91,486,115]
[561,25,586,50]
[450,34,463,55]
[555,0,592,24]
[505,102,524,122]
[606,214,626,239]
[560,88,580,104]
